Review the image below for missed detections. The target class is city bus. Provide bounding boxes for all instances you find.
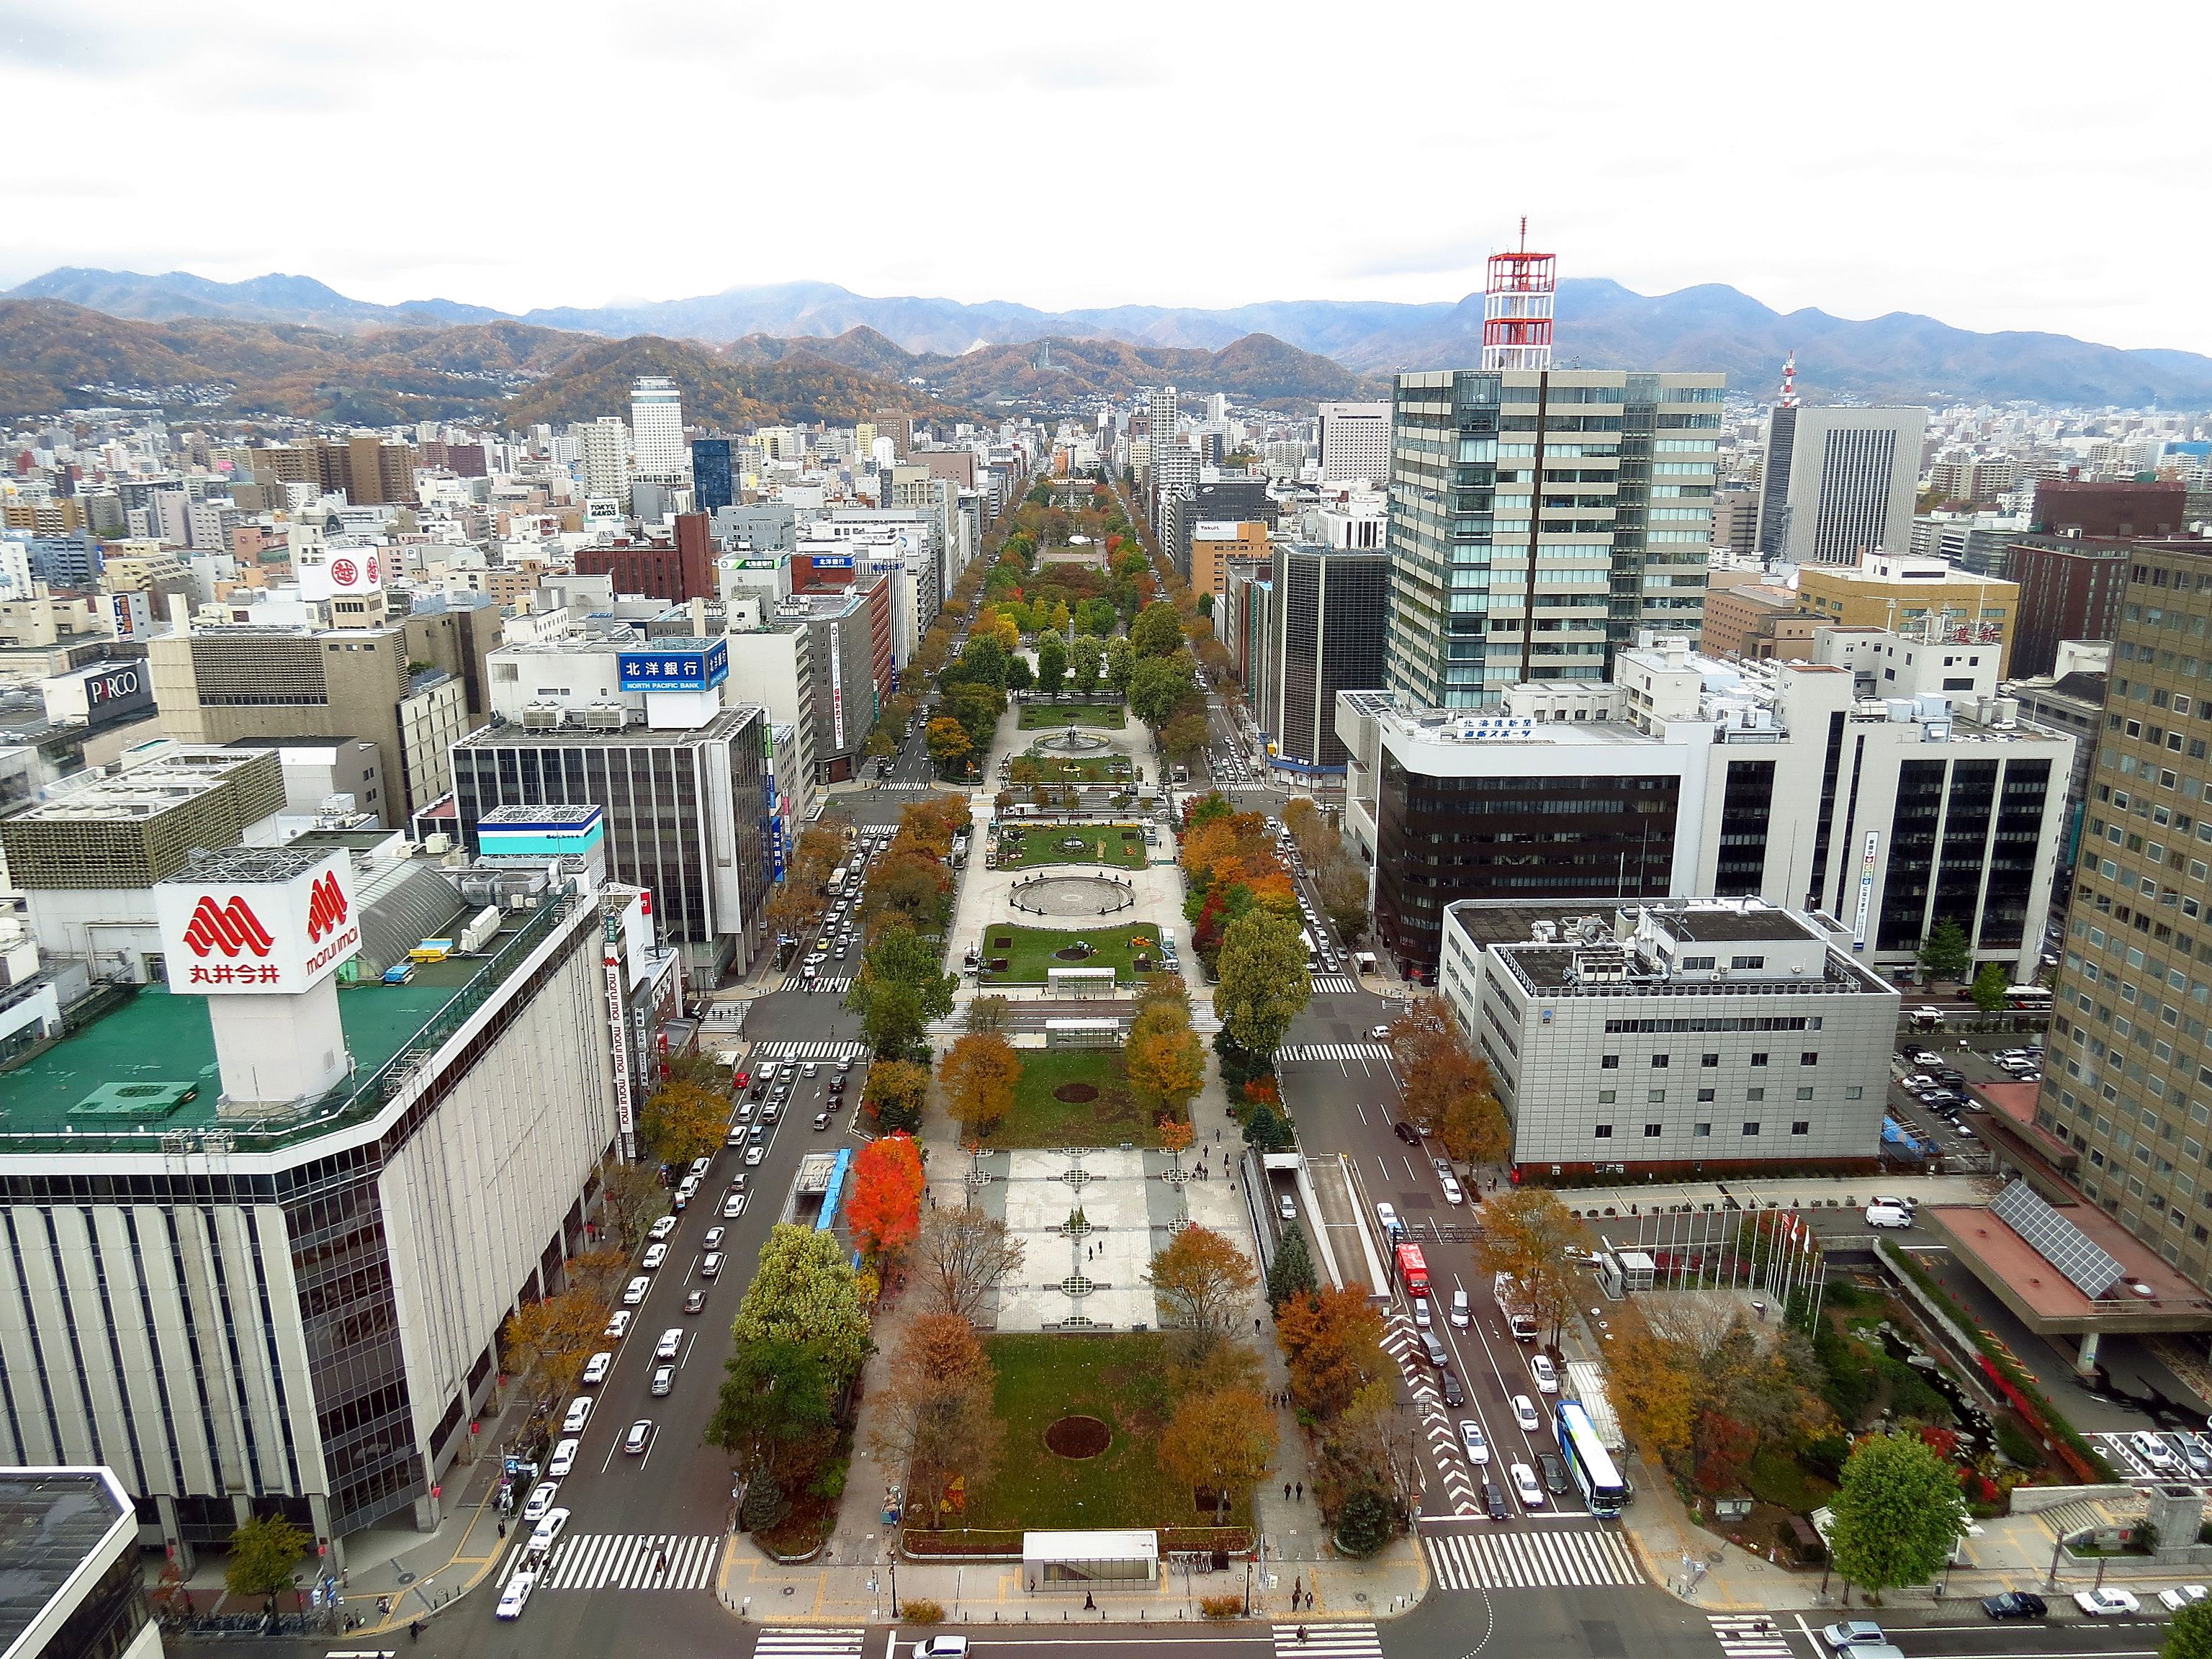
[1555,1400,1628,1517]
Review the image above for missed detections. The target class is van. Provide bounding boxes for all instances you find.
[1420,1330,1452,1370]
[1864,1203,1912,1229]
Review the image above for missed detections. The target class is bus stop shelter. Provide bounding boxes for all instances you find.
[1022,1529,1159,1591]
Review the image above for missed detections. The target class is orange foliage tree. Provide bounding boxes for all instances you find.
[1274,1287,1390,1423]
[847,1132,926,1262]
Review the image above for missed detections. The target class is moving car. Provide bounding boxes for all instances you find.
[581,1352,612,1385]
[1530,1354,1558,1393]
[1979,1591,2046,1620]
[1412,1295,1431,1329]
[1392,1121,1421,1146]
[745,1146,765,1166]
[495,1568,535,1621]
[1510,1462,1545,1508]
[1459,1420,1490,1463]
[1864,1203,1912,1229]
[522,1481,558,1522]
[1370,1025,1393,1040]
[561,1397,591,1433]
[1450,1289,1471,1329]
[1512,1395,1539,1431]
[1421,1330,1451,1369]
[684,1288,709,1315]
[650,1364,675,1397]
[547,1439,579,1477]
[1482,1479,1509,1521]
[722,1193,745,1218]
[1440,1176,1465,1205]
[813,1110,833,1131]
[1539,1452,1568,1494]
[1278,1195,1298,1221]
[1440,1371,1465,1407]
[702,1252,724,1278]
[1821,1624,1889,1651]
[703,1227,725,1250]
[655,1328,684,1360]
[2074,1589,2141,1617]
[624,1419,652,1454]
[1375,1202,1400,1236]
[914,1640,970,1659]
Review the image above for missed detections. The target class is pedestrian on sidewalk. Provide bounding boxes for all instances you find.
[1295,1481,1303,1501]
[1284,1482,1292,1500]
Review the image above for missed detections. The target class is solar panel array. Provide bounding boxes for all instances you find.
[1992,1179,2123,1300]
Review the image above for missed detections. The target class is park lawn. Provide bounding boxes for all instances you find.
[1001,824,1148,871]
[1020,702,1126,730]
[981,922,1161,984]
[992,1048,1159,1147]
[961,1334,1251,1531]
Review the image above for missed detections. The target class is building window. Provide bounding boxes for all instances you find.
[1742,1121,1761,1136]
[1694,1123,1712,1137]
[1697,1088,1716,1102]
[1644,1123,1663,1137]
[1650,1054,1670,1068]
[1800,1051,1820,1066]
[1730,955,1766,971]
[1648,1089,1666,1103]
[1601,1055,1619,1069]
[1598,1089,1616,1103]
[1750,1052,1769,1066]
[1701,1053,1720,1067]
[1797,1086,1815,1100]
[1594,1125,1614,1139]
[1747,1087,1766,1101]
[1791,1120,1811,1136]
[1845,1085,1863,1100]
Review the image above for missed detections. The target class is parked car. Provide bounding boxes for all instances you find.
[1539,1452,1568,1495]
[2158,1586,2209,1612]
[2074,1589,2141,1617]
[1412,1295,1432,1330]
[1440,1176,1465,1205]
[1979,1591,2046,1620]
[522,1481,558,1522]
[1440,1371,1466,1407]
[1450,1289,1471,1329]
[914,1639,970,1659]
[648,1216,678,1243]
[561,1397,591,1433]
[1530,1354,1558,1393]
[1482,1479,1510,1521]
[641,1243,667,1270]
[1375,1202,1400,1236]
[547,1439,578,1477]
[581,1352,612,1385]
[602,1310,631,1339]
[2131,1430,2180,1473]
[622,1275,650,1305]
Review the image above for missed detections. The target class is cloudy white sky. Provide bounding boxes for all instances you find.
[5,0,2210,350]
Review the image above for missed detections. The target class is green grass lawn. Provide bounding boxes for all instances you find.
[1020,702,1126,730]
[999,824,1148,871]
[960,1334,1249,1531]
[980,922,1161,984]
[994,1047,1160,1147]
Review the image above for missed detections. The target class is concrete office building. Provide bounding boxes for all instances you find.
[580,418,631,511]
[1190,521,1270,601]
[1161,477,1274,585]
[1318,402,1391,485]
[1340,628,2072,982]
[1439,897,1899,1176]
[1755,404,1926,567]
[1254,545,1389,778]
[629,377,685,479]
[2005,539,2131,679]
[2006,642,2109,901]
[2031,480,2187,541]
[0,1468,158,1659]
[0,852,624,1558]
[1383,369,1721,708]
[1797,552,2017,675]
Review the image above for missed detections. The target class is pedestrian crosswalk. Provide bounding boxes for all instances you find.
[1308,976,1360,995]
[775,975,853,996]
[873,781,952,793]
[750,1039,870,1059]
[1707,1614,1794,1659]
[511,1532,720,1591]
[751,1629,866,1659]
[1422,1524,1642,1591]
[1277,1042,1391,1064]
[1272,1621,1380,1658]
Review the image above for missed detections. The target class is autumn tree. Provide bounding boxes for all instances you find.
[867,1313,1004,1529]
[1274,1287,1389,1422]
[1160,711,1210,769]
[966,994,1012,1032]
[598,1161,670,1252]
[913,1202,1025,1323]
[1311,852,1372,944]
[862,1058,931,1135]
[1388,1001,1509,1164]
[1130,601,1186,657]
[502,1288,607,1403]
[1125,1002,1205,1120]
[225,1513,310,1604]
[1604,1319,1699,1463]
[941,1030,1020,1139]
[1475,1188,1584,1346]
[1159,1385,1277,1524]
[1215,909,1311,1057]
[1146,1224,1259,1359]
[639,1077,727,1169]
[927,717,975,772]
[848,1131,926,1262]
[562,1246,631,1306]
[732,1224,873,1387]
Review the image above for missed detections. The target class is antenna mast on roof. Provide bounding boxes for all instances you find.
[1778,351,1799,409]
[1482,217,1556,372]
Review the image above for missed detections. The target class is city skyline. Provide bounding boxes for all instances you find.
[4,0,2210,352]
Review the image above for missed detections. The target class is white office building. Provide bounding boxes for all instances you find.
[1317,402,1391,485]
[580,416,632,511]
[1755,404,1928,567]
[629,377,685,480]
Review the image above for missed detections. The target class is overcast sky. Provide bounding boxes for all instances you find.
[6,0,2210,352]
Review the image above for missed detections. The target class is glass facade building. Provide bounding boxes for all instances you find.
[691,438,735,516]
[1383,369,1721,708]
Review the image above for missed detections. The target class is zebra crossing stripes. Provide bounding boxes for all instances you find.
[751,1630,867,1659]
[750,1039,869,1059]
[1380,1316,1479,1516]
[1309,975,1359,994]
[775,975,853,996]
[1272,1622,1380,1658]
[515,1532,720,1591]
[1276,1042,1392,1064]
[1423,1524,1641,1591]
[1707,1615,1794,1659]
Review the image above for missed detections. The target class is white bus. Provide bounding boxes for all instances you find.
[1555,1400,1628,1516]
[826,865,850,897]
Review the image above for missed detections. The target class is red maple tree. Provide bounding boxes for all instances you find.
[846,1131,925,1263]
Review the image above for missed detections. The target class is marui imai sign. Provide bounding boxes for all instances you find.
[155,852,361,996]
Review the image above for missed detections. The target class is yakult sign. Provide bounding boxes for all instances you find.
[156,850,361,996]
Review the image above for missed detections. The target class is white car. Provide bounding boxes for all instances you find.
[648,1216,678,1242]
[603,1309,631,1339]
[580,1352,612,1385]
[1369,1025,1393,1040]
[1530,1354,1558,1394]
[745,1146,764,1166]
[495,1569,535,1621]
[1512,1394,1540,1431]
[914,1639,970,1659]
[622,1275,650,1305]
[2074,1588,2141,1617]
[655,1328,684,1360]
[529,1507,570,1555]
[561,1396,591,1434]
[703,1227,725,1250]
[2131,1431,2180,1473]
[642,1242,668,1270]
[547,1438,579,1477]
[521,1481,558,1522]
[1459,1419,1490,1463]
[1510,1462,1546,1508]
[1440,1176,1464,1206]
[1412,1295,1431,1329]
[722,1192,746,1218]
[1375,1202,1400,1237]
[2159,1586,2210,1612]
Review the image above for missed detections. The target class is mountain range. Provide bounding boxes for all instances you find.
[12,266,2212,408]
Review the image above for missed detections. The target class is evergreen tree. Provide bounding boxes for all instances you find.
[1267,1222,1318,1308]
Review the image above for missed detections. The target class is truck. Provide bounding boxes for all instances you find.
[1881,1117,1928,1163]
[1493,1271,1538,1343]
[1393,1241,1430,1300]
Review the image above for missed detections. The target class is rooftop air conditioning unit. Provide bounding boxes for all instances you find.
[521,703,561,729]
[585,701,628,730]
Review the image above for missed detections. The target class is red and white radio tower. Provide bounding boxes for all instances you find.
[1777,350,1799,408]
[1480,217,1556,372]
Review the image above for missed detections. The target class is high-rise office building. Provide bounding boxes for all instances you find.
[580,417,631,509]
[630,377,685,478]
[1755,404,1926,567]
[1256,544,1390,775]
[1318,402,1391,484]
[1382,369,1721,709]
[691,436,735,514]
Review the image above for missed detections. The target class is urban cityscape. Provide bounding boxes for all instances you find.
[10,17,2212,1659]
